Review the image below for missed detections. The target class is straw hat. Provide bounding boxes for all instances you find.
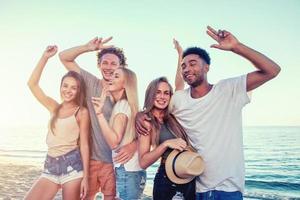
[165,146,204,184]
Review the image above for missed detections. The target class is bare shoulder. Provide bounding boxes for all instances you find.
[79,107,89,115]
[77,107,89,122]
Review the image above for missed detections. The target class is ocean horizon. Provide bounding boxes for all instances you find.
[0,126,299,199]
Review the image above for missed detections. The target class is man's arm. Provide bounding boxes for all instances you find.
[135,112,152,136]
[59,37,113,73]
[207,26,281,91]
[173,39,184,91]
[232,43,281,91]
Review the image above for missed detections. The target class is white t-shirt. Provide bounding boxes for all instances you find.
[169,75,250,193]
[110,99,142,171]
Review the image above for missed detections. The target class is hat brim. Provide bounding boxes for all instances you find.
[165,147,201,184]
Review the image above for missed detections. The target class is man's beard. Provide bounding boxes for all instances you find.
[189,77,204,88]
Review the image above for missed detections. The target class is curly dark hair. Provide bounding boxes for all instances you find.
[182,47,211,65]
[97,47,127,66]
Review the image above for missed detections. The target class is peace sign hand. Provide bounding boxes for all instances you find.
[86,36,114,51]
[98,37,114,50]
[92,86,109,115]
[206,26,240,51]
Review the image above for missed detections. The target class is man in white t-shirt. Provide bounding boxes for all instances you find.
[136,26,281,200]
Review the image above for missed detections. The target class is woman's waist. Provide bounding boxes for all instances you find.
[47,144,79,157]
[113,150,142,171]
[46,131,79,147]
[46,148,81,161]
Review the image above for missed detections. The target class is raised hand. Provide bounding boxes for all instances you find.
[42,45,58,59]
[163,138,187,151]
[86,36,114,51]
[206,26,240,51]
[98,37,114,50]
[92,86,108,115]
[173,38,183,56]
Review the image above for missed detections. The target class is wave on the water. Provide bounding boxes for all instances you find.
[0,149,46,159]
[246,179,300,192]
[244,191,300,200]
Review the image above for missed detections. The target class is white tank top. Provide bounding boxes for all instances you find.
[46,107,80,157]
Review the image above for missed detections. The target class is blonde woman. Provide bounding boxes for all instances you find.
[92,68,145,200]
[25,45,90,200]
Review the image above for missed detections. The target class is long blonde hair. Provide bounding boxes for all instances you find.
[50,71,87,133]
[114,68,138,144]
[142,77,189,147]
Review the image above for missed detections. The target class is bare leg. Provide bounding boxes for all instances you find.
[24,177,59,200]
[61,178,81,200]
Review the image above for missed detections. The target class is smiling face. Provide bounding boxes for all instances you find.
[153,81,171,110]
[98,53,120,81]
[181,54,208,87]
[60,76,79,103]
[108,68,125,92]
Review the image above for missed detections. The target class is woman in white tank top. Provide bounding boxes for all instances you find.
[25,45,90,200]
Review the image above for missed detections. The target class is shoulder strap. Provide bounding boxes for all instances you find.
[74,107,80,117]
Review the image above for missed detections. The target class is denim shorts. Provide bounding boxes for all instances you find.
[115,165,146,200]
[41,148,83,185]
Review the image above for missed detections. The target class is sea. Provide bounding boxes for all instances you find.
[0,126,299,200]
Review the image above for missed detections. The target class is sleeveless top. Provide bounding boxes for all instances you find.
[159,123,176,161]
[46,107,80,157]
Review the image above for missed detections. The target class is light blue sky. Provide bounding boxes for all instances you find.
[0,0,299,127]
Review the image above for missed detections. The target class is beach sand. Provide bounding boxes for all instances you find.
[0,160,152,200]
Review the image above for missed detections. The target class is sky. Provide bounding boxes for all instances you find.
[0,0,299,127]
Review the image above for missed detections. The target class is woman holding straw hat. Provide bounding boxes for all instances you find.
[138,76,204,200]
[137,40,204,200]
